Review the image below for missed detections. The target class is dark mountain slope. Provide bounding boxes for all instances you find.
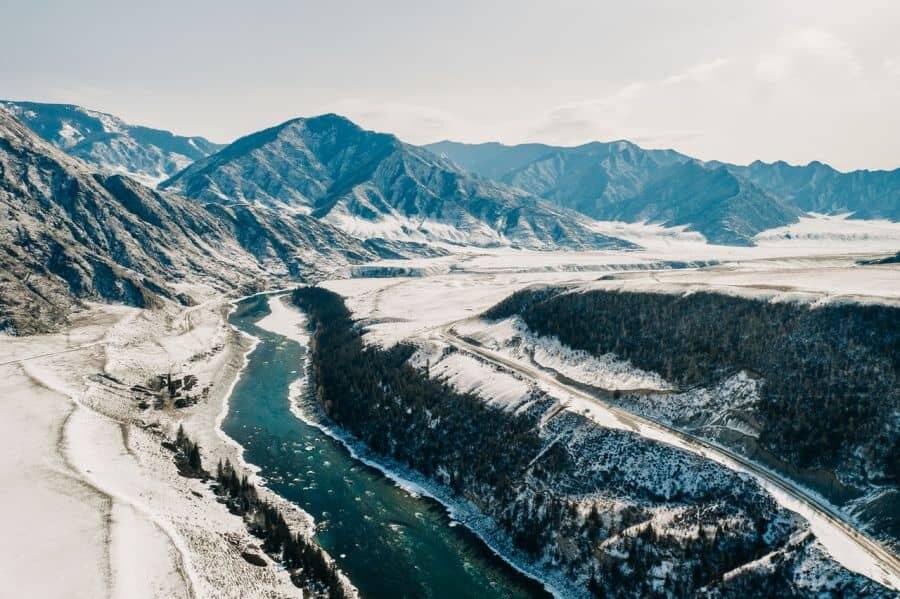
[427,139,897,244]
[0,108,374,334]
[720,159,900,220]
[428,139,688,218]
[602,161,802,245]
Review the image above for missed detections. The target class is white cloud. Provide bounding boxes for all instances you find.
[529,58,732,146]
[662,58,731,85]
[755,53,792,82]
[784,27,861,74]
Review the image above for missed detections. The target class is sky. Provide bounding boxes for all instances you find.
[2,1,899,171]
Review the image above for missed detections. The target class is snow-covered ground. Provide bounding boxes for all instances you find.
[1,220,896,596]
[318,232,900,591]
[454,316,672,392]
[0,296,327,598]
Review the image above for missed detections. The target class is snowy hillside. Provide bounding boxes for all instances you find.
[160,115,633,251]
[0,107,376,334]
[1,100,223,186]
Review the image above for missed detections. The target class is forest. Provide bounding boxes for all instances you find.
[291,286,888,598]
[484,288,900,482]
[167,426,348,598]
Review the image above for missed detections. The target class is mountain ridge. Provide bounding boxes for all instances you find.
[161,115,633,251]
[426,139,898,244]
[0,107,376,334]
[0,99,224,186]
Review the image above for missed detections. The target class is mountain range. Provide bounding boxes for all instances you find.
[1,100,223,186]
[0,107,377,334]
[159,114,628,251]
[2,99,898,332]
[427,139,900,244]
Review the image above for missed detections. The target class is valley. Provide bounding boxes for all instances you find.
[1,99,898,598]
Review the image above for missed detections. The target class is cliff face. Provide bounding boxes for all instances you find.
[292,287,891,598]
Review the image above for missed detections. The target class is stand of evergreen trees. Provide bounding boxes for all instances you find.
[172,424,206,477]
[292,286,548,498]
[167,426,347,598]
[484,288,900,481]
[213,458,347,598]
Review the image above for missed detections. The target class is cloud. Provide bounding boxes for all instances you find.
[529,83,648,144]
[784,27,861,74]
[662,58,731,85]
[885,58,900,77]
[529,58,730,145]
[755,53,792,83]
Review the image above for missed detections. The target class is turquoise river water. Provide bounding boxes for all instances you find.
[222,294,549,598]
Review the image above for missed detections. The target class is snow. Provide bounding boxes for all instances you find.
[325,206,504,247]
[2,222,897,595]
[455,316,672,392]
[318,237,900,591]
[57,120,85,148]
[0,365,110,599]
[409,343,533,409]
[0,298,323,598]
[755,213,900,248]
[254,293,310,346]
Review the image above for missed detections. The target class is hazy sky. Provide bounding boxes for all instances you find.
[3,1,899,170]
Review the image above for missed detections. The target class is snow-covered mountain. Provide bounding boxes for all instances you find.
[427,139,688,216]
[160,115,633,251]
[427,139,898,245]
[605,161,801,245]
[715,159,900,220]
[0,107,376,334]
[1,100,223,186]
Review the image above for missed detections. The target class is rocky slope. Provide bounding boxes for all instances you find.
[604,161,801,245]
[0,108,375,334]
[1,100,223,186]
[718,159,900,220]
[160,115,632,251]
[428,139,687,217]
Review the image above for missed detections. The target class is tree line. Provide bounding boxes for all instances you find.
[168,426,348,598]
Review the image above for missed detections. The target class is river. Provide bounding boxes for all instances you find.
[222,294,549,598]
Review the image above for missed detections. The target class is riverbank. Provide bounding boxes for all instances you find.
[252,296,566,597]
[230,292,549,598]
[0,292,351,598]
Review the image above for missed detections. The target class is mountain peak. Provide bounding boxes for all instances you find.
[0,99,223,186]
[160,114,631,251]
